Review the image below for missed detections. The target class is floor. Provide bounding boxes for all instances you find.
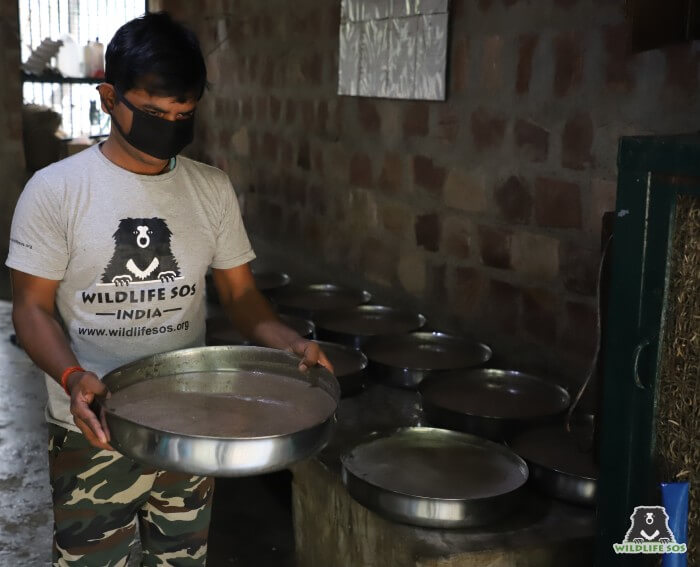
[0,293,296,567]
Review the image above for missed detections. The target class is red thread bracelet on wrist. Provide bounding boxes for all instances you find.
[60,365,85,396]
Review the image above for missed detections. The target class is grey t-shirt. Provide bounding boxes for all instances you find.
[6,144,255,430]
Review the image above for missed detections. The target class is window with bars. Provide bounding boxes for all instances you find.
[19,0,147,139]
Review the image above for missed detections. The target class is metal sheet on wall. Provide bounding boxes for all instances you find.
[339,0,449,100]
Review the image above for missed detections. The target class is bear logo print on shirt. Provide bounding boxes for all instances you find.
[623,506,677,544]
[101,218,181,286]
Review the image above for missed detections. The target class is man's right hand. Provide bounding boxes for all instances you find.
[66,371,114,451]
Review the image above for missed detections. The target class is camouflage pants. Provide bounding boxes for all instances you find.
[48,424,214,566]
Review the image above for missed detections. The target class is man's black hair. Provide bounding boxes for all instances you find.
[105,11,207,101]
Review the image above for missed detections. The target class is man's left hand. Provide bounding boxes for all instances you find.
[287,339,334,374]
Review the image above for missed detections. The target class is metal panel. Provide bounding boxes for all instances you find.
[415,13,448,100]
[338,21,361,96]
[359,19,390,97]
[338,0,449,100]
[387,16,417,99]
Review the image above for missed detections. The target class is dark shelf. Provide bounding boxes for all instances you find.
[21,71,103,84]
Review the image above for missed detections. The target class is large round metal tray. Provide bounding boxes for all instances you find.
[253,270,291,292]
[363,331,492,389]
[314,305,426,349]
[206,314,315,346]
[510,418,597,507]
[100,346,340,477]
[271,283,371,319]
[419,369,570,441]
[341,427,528,528]
[313,340,368,397]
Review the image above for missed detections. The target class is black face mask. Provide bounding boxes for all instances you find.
[109,89,195,160]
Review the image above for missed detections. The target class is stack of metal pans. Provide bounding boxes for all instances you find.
[363,331,492,389]
[206,313,315,346]
[100,346,340,476]
[341,427,528,528]
[510,416,597,507]
[313,340,368,397]
[419,369,571,441]
[270,283,371,320]
[314,305,426,349]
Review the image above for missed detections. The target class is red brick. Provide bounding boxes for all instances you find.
[665,44,699,95]
[481,35,503,90]
[427,262,448,301]
[553,32,583,97]
[561,242,599,296]
[285,100,297,124]
[413,155,446,196]
[242,98,253,120]
[403,102,429,137]
[478,0,493,10]
[535,177,582,228]
[415,213,441,252]
[561,301,597,357]
[435,106,459,144]
[516,34,538,95]
[379,153,405,194]
[301,100,315,129]
[603,24,634,93]
[269,96,282,122]
[349,153,373,187]
[452,38,470,93]
[256,96,267,121]
[358,99,381,132]
[451,267,486,316]
[297,140,311,171]
[484,279,521,334]
[262,132,278,161]
[562,112,594,170]
[442,216,471,259]
[514,119,549,162]
[478,225,512,269]
[471,107,507,151]
[313,150,324,175]
[317,100,329,133]
[495,176,532,224]
[308,184,328,215]
[279,140,294,168]
[522,288,557,342]
[362,237,397,286]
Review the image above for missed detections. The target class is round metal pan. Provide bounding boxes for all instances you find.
[204,270,290,304]
[363,331,492,389]
[270,283,372,320]
[313,340,368,397]
[100,346,340,477]
[419,369,571,441]
[206,314,315,346]
[253,270,291,292]
[341,427,528,528]
[314,305,427,349]
[510,418,597,507]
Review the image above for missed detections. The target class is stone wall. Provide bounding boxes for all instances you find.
[0,0,25,261]
[163,0,700,382]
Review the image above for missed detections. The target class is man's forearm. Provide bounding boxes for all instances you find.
[13,303,81,385]
[223,288,302,350]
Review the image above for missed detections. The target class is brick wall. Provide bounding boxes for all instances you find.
[163,0,700,382]
[0,0,25,261]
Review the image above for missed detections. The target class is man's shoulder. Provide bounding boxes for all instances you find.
[177,156,229,184]
[34,145,97,182]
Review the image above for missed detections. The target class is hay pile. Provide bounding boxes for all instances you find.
[657,194,699,562]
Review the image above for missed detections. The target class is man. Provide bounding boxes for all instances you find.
[7,12,330,566]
